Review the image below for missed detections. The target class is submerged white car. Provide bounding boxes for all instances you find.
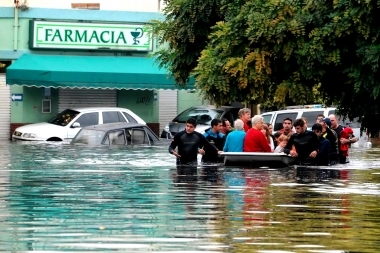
[12,107,146,141]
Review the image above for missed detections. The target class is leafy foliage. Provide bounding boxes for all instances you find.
[150,0,224,87]
[152,0,380,132]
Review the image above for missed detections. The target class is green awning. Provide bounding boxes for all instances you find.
[6,54,195,90]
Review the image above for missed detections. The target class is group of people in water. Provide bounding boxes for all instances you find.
[169,108,357,166]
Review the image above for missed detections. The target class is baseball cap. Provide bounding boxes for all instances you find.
[321,118,331,128]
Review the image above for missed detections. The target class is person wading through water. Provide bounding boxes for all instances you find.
[169,118,221,166]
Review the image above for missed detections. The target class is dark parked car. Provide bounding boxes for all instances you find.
[72,122,170,146]
[161,105,241,138]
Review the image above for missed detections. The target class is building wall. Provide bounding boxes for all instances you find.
[118,89,159,134]
[0,6,162,125]
[25,87,59,122]
[1,5,205,138]
[177,90,210,113]
[9,85,23,123]
[10,86,59,123]
[0,8,162,54]
[0,19,18,50]
[2,0,165,12]
[117,90,157,123]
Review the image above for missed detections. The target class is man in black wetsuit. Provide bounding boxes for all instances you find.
[284,118,320,165]
[202,119,226,163]
[169,118,220,166]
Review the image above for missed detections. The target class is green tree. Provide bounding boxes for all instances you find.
[151,0,224,87]
[152,0,380,132]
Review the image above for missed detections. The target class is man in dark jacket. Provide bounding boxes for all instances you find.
[318,118,339,165]
[312,123,330,166]
[284,119,320,165]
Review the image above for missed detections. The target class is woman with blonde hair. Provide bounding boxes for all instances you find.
[238,108,252,132]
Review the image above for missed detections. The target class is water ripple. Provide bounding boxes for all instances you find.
[0,141,380,252]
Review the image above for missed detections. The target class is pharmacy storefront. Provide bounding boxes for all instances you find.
[6,20,194,138]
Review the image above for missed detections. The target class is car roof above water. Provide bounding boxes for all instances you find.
[261,107,337,115]
[69,107,133,112]
[81,122,146,131]
[188,105,240,110]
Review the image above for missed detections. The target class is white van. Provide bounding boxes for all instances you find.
[261,104,369,147]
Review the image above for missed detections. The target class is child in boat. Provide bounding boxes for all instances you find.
[273,131,282,148]
[274,134,288,153]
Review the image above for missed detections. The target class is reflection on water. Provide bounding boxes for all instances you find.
[0,141,379,252]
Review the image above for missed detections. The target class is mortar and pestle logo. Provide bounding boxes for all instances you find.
[130,28,144,45]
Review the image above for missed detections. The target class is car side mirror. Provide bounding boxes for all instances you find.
[71,122,81,128]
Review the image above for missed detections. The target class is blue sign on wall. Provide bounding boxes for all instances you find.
[11,94,23,102]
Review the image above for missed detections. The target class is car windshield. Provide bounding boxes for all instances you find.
[262,114,272,124]
[48,109,80,126]
[71,129,106,145]
[173,108,222,125]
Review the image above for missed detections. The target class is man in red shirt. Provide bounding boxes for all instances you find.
[244,115,272,152]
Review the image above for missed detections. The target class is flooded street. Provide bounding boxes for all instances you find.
[0,141,379,252]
